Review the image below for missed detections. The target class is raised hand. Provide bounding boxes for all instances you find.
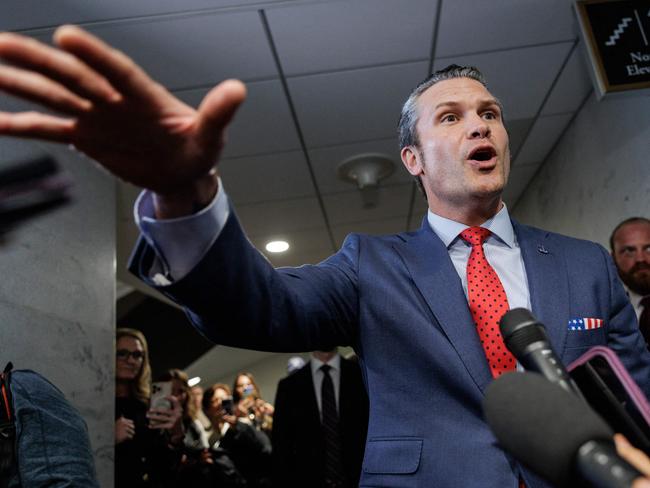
[0,25,246,214]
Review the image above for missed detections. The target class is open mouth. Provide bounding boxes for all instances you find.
[468,146,497,162]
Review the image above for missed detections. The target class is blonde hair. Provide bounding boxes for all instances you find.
[116,328,151,404]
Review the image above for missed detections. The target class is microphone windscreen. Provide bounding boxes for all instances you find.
[499,308,546,356]
[499,307,536,336]
[484,372,614,487]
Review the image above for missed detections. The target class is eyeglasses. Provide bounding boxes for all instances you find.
[116,349,145,361]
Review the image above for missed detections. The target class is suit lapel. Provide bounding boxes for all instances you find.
[395,220,493,393]
[514,221,570,356]
[295,364,322,433]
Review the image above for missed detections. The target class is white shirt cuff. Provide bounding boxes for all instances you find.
[134,178,230,283]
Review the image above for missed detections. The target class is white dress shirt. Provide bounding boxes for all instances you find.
[627,289,647,320]
[310,354,341,420]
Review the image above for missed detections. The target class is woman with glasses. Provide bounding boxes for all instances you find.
[115,328,183,487]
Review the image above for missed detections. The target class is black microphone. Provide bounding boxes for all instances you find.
[500,307,583,398]
[484,372,643,488]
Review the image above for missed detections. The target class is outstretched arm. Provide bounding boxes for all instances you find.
[0,25,246,218]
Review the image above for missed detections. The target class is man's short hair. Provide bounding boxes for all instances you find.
[397,65,491,197]
[610,217,650,251]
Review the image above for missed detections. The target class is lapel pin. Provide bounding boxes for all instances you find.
[537,244,549,254]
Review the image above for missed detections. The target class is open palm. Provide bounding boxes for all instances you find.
[0,25,246,195]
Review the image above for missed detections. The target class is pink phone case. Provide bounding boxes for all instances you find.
[568,345,650,427]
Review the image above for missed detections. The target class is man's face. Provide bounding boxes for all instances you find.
[612,221,650,296]
[401,78,510,214]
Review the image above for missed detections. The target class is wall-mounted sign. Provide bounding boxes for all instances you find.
[575,0,650,98]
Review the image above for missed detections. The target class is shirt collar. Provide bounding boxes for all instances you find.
[626,288,644,311]
[310,353,341,374]
[426,203,515,249]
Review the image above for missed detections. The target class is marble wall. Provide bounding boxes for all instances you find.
[512,92,650,247]
[0,134,115,486]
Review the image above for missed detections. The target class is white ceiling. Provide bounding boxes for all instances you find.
[3,0,595,380]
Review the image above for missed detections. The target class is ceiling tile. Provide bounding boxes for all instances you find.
[289,61,429,147]
[542,43,593,115]
[219,150,314,205]
[250,227,332,255]
[502,161,542,207]
[436,0,576,57]
[2,0,288,32]
[176,79,301,158]
[66,11,277,90]
[266,0,437,75]
[250,227,334,266]
[236,196,326,239]
[515,112,573,166]
[308,137,411,194]
[323,183,412,226]
[434,42,574,120]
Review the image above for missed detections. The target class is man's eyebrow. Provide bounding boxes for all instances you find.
[479,98,503,111]
[433,101,462,111]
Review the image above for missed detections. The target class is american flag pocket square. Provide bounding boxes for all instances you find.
[568,318,604,330]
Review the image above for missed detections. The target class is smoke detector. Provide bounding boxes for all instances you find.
[336,153,395,208]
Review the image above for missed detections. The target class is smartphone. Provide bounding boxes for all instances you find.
[242,384,255,399]
[569,346,650,455]
[150,381,172,411]
[221,397,234,415]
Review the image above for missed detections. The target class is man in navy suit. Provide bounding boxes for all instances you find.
[1,27,650,488]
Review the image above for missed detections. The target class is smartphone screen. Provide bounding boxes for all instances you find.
[221,397,234,415]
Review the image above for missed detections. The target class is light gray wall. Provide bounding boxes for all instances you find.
[214,352,311,404]
[0,135,115,486]
[512,92,650,247]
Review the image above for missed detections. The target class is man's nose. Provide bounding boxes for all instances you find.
[468,118,490,139]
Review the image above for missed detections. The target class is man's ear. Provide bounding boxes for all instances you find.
[401,146,423,177]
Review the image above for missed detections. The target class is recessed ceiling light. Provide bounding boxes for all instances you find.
[188,376,201,387]
[266,240,290,253]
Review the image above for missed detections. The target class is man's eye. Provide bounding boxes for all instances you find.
[483,111,497,120]
[441,114,457,123]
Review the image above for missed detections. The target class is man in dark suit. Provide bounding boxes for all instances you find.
[272,350,368,488]
[2,28,650,487]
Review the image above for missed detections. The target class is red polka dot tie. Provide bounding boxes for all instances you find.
[460,227,516,378]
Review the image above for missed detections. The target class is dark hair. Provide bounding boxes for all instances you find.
[397,64,499,197]
[202,383,231,413]
[610,217,650,251]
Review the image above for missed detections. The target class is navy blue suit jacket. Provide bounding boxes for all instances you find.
[130,209,650,488]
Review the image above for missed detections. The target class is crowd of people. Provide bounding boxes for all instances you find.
[114,327,368,488]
